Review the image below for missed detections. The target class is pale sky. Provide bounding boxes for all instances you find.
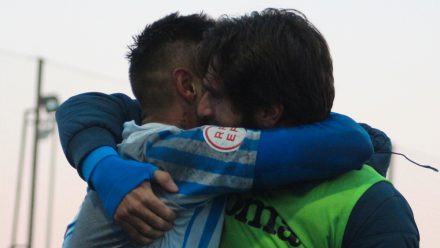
[0,0,439,247]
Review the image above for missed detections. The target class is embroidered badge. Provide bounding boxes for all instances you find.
[203,126,246,152]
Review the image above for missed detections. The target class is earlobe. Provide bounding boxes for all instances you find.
[256,104,284,128]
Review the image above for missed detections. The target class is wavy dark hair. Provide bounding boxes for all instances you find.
[196,8,334,126]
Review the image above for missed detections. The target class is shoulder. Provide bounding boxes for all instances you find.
[343,181,420,248]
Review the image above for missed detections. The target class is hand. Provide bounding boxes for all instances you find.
[114,170,179,245]
[358,123,392,176]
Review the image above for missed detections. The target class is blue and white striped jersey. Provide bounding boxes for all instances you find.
[117,121,262,248]
[63,112,373,248]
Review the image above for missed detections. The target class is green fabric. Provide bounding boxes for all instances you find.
[220,165,387,248]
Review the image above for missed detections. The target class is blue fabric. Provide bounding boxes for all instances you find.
[359,123,392,177]
[90,154,158,218]
[57,92,374,187]
[67,127,119,179]
[82,146,118,183]
[182,206,203,248]
[198,197,225,248]
[174,180,251,196]
[119,123,259,196]
[341,129,419,247]
[343,182,420,247]
[62,217,77,248]
[55,92,141,176]
[255,113,373,189]
[146,147,255,177]
[118,116,373,192]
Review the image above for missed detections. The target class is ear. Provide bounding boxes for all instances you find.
[255,104,284,128]
[173,68,197,104]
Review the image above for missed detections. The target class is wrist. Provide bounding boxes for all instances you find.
[90,155,158,217]
[82,146,118,184]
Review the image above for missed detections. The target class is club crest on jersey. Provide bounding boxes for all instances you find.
[203,126,246,152]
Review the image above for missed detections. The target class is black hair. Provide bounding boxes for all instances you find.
[127,12,214,116]
[196,8,334,126]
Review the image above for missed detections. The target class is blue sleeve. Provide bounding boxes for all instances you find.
[358,123,392,177]
[55,92,141,178]
[254,113,373,189]
[342,182,420,247]
[68,145,159,219]
[77,146,159,218]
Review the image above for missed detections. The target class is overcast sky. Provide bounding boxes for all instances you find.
[1,0,439,247]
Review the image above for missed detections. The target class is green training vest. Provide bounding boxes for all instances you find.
[220,165,387,248]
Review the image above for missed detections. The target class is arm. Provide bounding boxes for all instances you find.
[56,92,142,177]
[56,92,176,245]
[255,113,373,189]
[57,92,372,197]
[57,92,372,185]
[135,113,372,193]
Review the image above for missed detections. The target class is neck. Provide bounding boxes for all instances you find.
[141,105,186,128]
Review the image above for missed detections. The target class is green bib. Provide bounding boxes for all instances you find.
[220,165,387,248]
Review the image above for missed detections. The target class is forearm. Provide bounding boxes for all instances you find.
[254,113,373,189]
[139,113,373,191]
[66,128,117,178]
[55,92,141,176]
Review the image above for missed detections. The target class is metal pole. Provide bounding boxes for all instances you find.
[27,58,44,248]
[10,109,33,248]
[45,116,57,248]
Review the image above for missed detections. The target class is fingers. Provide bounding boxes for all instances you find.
[135,203,173,231]
[117,196,173,231]
[118,211,164,239]
[114,195,165,245]
[136,181,177,223]
[114,181,177,245]
[154,170,179,193]
[113,177,179,245]
[118,220,153,245]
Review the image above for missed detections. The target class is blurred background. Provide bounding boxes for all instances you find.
[0,0,439,247]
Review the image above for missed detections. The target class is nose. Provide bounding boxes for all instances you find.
[197,93,213,119]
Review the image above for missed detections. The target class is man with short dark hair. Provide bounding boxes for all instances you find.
[127,13,210,127]
[57,9,418,248]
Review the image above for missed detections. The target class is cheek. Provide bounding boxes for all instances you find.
[197,92,211,110]
[217,102,242,126]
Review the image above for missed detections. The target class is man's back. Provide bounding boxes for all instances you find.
[66,120,262,248]
[219,166,419,248]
